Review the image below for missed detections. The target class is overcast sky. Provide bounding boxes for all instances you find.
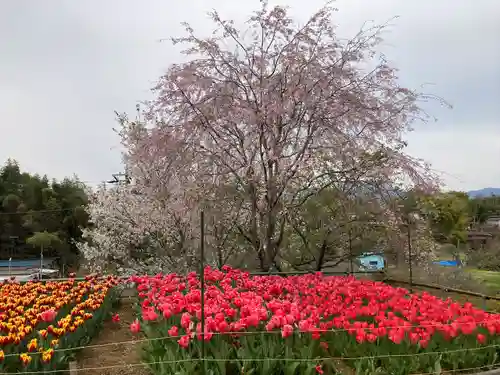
[1,0,499,191]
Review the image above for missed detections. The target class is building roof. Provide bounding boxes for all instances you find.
[467,231,493,240]
[0,258,56,268]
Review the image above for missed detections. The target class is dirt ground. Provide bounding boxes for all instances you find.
[76,300,150,375]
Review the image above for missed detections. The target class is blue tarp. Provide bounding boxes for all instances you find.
[433,260,460,267]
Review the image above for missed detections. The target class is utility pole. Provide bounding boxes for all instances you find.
[407,221,413,293]
[9,236,18,277]
[40,244,44,280]
[398,204,414,293]
[348,215,357,275]
[348,228,353,274]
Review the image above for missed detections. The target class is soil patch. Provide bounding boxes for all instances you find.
[76,300,150,375]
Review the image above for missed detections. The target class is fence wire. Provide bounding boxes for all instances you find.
[2,319,500,359]
[2,347,500,375]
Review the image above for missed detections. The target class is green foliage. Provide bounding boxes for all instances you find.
[0,159,90,268]
[468,240,500,272]
[468,195,500,224]
[284,188,388,270]
[417,191,470,244]
[26,231,62,249]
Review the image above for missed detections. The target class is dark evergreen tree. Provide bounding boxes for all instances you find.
[0,159,90,268]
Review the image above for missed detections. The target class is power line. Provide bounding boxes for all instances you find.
[0,173,130,216]
[0,177,127,188]
[106,172,130,184]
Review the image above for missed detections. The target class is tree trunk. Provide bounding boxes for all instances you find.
[316,240,327,271]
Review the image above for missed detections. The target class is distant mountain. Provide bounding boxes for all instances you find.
[467,188,500,198]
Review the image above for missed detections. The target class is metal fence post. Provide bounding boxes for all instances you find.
[69,361,77,375]
[199,210,206,375]
[407,219,413,294]
[348,228,353,275]
[348,214,357,275]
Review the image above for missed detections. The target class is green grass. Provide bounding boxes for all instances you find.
[434,244,467,261]
[468,269,500,291]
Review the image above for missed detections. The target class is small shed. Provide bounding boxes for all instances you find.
[466,231,493,249]
[358,252,385,271]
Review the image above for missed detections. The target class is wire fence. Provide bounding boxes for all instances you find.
[2,344,500,375]
[2,277,500,374]
[2,361,500,375]
[2,320,499,359]
[3,335,500,374]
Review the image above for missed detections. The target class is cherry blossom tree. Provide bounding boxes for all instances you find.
[83,1,443,273]
[78,183,195,275]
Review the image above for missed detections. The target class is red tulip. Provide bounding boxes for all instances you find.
[129,265,500,355]
[142,308,158,321]
[281,324,293,338]
[168,326,179,337]
[178,335,190,348]
[477,333,487,344]
[130,319,141,334]
[41,309,57,323]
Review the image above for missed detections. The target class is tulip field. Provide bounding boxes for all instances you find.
[3,268,500,375]
[132,267,500,375]
[0,275,119,373]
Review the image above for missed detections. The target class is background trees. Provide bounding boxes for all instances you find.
[468,195,500,225]
[418,191,470,245]
[0,159,89,268]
